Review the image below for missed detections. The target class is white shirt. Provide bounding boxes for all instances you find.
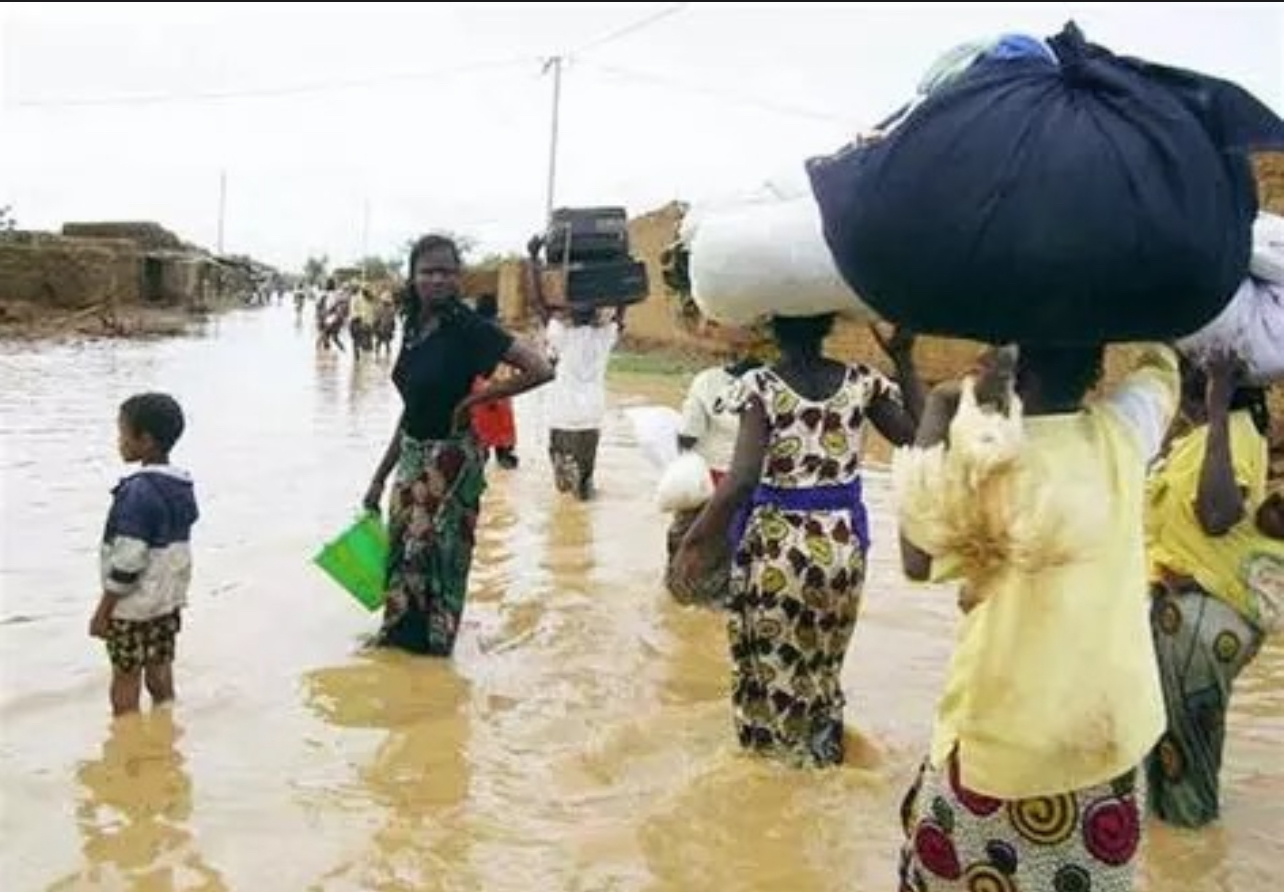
[679,366,740,473]
[545,318,618,430]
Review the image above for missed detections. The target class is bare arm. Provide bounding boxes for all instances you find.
[680,399,768,552]
[870,323,925,429]
[868,391,918,448]
[899,383,961,581]
[525,237,552,326]
[895,364,926,431]
[465,340,554,410]
[89,592,122,638]
[1195,356,1245,536]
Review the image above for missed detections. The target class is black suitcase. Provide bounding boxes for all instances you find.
[565,259,650,306]
[545,207,630,263]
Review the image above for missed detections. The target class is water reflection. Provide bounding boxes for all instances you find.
[314,349,343,419]
[302,654,479,892]
[347,353,389,410]
[655,601,727,708]
[469,468,548,661]
[545,496,594,598]
[48,711,227,891]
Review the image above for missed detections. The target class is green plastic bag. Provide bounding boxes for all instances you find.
[313,513,389,611]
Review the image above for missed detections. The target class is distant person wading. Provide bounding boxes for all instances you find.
[527,234,624,501]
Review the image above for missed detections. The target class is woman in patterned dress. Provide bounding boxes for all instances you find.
[1145,353,1279,828]
[674,314,919,766]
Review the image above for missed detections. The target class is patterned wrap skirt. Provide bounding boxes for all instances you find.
[899,754,1144,892]
[377,433,487,657]
[1146,581,1263,828]
[728,496,866,768]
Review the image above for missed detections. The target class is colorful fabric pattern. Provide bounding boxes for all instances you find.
[1146,582,1263,828]
[106,611,181,673]
[377,434,487,657]
[723,365,893,766]
[899,755,1143,891]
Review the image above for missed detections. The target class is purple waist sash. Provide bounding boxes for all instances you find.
[730,478,869,554]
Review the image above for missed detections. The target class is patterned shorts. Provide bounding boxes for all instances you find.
[899,754,1143,891]
[106,611,181,673]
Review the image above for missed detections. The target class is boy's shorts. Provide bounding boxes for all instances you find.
[106,611,181,673]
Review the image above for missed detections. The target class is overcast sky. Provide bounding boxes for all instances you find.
[2,2,1281,272]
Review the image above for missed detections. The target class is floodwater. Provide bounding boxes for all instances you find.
[1,305,1280,892]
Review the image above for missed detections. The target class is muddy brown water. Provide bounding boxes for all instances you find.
[1,306,1280,891]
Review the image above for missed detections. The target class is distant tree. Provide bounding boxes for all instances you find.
[0,205,15,231]
[474,250,523,268]
[449,232,478,259]
[302,255,329,285]
[358,255,402,281]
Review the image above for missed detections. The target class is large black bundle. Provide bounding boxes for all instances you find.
[806,23,1284,345]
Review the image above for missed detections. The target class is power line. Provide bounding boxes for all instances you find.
[537,3,690,214]
[5,57,534,110]
[585,61,850,124]
[571,2,692,58]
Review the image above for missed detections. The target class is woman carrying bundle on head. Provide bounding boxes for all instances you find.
[1144,352,1282,829]
[674,313,920,767]
[894,342,1180,891]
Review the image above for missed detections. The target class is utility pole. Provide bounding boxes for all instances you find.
[216,169,227,255]
[536,6,687,224]
[360,198,371,286]
[542,55,563,221]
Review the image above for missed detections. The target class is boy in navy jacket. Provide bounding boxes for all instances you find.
[91,393,199,715]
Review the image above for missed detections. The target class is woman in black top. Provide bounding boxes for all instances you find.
[363,234,553,656]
